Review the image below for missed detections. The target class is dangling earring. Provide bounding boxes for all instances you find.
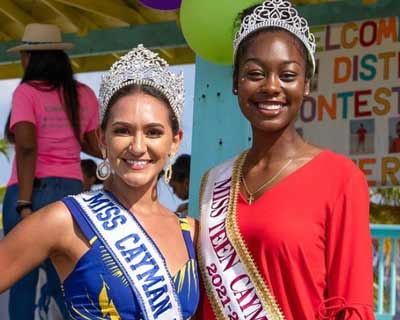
[233,88,238,95]
[164,153,175,184]
[96,149,111,181]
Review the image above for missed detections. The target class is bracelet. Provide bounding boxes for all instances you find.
[16,203,32,214]
[17,199,32,205]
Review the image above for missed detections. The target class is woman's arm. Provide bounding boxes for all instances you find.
[324,169,375,319]
[0,201,70,293]
[14,121,37,217]
[81,129,102,158]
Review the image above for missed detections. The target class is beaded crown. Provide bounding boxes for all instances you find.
[99,44,184,125]
[234,0,316,75]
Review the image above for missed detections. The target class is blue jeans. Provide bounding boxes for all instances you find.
[3,177,82,320]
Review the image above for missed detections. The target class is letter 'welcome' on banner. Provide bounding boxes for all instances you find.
[297,16,400,187]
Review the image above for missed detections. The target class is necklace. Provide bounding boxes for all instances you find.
[241,158,293,205]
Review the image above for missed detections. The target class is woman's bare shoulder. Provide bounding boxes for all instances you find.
[29,201,76,250]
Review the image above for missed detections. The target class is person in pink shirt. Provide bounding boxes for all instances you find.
[3,23,101,319]
[0,44,199,320]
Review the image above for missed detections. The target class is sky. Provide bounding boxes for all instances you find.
[0,64,195,211]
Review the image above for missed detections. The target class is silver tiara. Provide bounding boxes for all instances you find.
[99,44,184,125]
[234,0,316,75]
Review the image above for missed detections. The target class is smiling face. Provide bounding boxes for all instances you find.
[235,30,310,134]
[99,91,182,189]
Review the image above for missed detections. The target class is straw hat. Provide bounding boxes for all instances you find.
[7,23,74,53]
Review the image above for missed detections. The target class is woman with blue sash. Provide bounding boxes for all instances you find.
[0,45,199,320]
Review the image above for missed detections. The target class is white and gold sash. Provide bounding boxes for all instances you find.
[72,191,183,320]
[198,152,285,320]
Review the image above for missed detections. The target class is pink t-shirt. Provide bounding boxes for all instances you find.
[8,82,99,186]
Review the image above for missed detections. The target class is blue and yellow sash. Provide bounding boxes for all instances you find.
[72,191,183,320]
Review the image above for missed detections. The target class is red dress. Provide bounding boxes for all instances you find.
[199,150,375,319]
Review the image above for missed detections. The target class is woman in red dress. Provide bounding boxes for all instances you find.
[198,1,375,319]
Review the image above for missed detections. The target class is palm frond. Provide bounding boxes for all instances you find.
[0,139,9,160]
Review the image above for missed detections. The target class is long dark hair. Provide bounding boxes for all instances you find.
[5,50,80,143]
[4,113,13,143]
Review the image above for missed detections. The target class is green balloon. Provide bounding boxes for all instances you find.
[180,0,258,65]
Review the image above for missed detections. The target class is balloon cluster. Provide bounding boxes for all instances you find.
[138,0,256,65]
[180,0,256,65]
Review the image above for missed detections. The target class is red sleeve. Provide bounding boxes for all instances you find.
[322,168,375,319]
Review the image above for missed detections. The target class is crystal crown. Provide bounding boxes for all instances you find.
[234,0,316,75]
[99,45,184,125]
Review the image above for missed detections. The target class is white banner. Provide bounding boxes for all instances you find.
[297,16,400,187]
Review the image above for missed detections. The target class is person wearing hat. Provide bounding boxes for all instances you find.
[0,45,199,320]
[3,23,101,319]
